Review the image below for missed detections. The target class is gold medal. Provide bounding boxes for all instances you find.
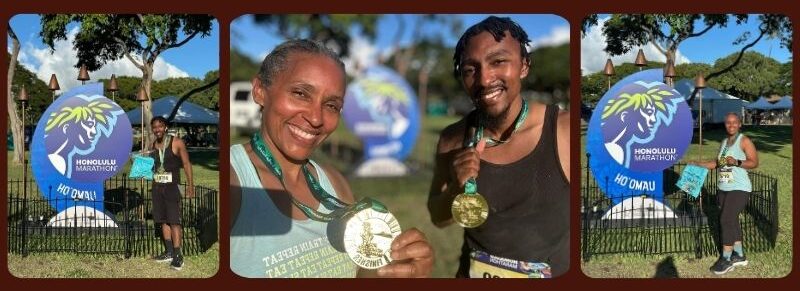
[343,207,401,269]
[718,156,728,167]
[451,193,489,228]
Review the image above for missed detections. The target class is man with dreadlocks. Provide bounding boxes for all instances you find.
[427,16,570,278]
[150,116,195,271]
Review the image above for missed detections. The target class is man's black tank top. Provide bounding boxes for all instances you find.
[456,104,570,277]
[151,136,183,186]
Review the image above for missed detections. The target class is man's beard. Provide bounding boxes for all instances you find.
[483,101,513,130]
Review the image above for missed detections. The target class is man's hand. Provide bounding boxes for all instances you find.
[451,139,486,190]
[185,185,195,198]
[375,228,433,278]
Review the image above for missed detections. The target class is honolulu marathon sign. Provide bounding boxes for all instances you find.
[343,65,420,176]
[586,69,692,219]
[31,83,133,227]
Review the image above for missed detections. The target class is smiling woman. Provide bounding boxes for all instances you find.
[229,39,434,278]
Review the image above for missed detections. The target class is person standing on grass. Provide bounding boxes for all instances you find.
[151,116,195,271]
[690,112,758,275]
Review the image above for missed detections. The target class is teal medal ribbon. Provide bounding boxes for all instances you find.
[250,133,387,222]
[157,135,171,174]
[718,133,740,167]
[453,98,528,227]
[464,98,529,148]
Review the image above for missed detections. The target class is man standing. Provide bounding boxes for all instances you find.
[151,116,195,270]
[427,16,570,277]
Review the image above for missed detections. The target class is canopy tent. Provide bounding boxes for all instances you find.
[675,79,747,125]
[771,96,793,110]
[675,79,745,102]
[127,96,219,125]
[745,96,776,110]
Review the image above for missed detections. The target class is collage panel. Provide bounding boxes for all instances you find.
[229,14,570,278]
[6,14,220,278]
[579,14,793,278]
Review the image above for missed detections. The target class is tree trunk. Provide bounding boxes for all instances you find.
[7,26,24,165]
[417,63,431,116]
[141,65,154,151]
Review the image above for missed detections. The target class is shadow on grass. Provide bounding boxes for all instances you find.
[696,126,792,155]
[654,256,680,278]
[188,149,220,171]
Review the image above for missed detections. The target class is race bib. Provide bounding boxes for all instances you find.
[468,250,551,278]
[154,172,173,184]
[718,168,734,184]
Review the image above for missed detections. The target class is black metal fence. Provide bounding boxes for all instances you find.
[581,157,778,261]
[7,175,218,258]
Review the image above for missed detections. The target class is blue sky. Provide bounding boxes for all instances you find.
[581,14,792,75]
[8,14,219,91]
[231,14,569,69]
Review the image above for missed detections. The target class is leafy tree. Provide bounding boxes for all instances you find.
[709,51,786,101]
[776,61,793,97]
[252,14,379,57]
[230,48,260,82]
[40,14,214,149]
[582,14,792,104]
[527,43,570,106]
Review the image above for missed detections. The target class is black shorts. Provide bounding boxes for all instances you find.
[152,183,181,224]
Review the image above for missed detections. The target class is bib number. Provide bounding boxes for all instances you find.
[154,172,173,183]
[467,250,551,278]
[718,169,734,184]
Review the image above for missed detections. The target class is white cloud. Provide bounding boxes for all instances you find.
[19,27,189,92]
[530,25,570,50]
[580,17,690,76]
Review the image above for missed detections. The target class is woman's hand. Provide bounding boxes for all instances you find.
[375,228,434,278]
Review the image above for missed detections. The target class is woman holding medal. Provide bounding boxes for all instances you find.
[230,39,433,278]
[427,16,570,278]
[690,112,759,275]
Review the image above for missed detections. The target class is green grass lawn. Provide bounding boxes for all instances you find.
[7,243,219,278]
[6,149,220,278]
[580,125,793,278]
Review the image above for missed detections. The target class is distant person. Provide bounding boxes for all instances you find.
[690,112,758,275]
[427,16,570,278]
[150,116,195,271]
[230,39,433,278]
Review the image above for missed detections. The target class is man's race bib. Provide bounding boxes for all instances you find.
[468,250,551,278]
[154,172,173,184]
[718,168,734,184]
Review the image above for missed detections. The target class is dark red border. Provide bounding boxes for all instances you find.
[1,0,796,290]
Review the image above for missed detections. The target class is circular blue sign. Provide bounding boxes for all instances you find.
[31,83,133,213]
[342,66,420,161]
[587,69,692,203]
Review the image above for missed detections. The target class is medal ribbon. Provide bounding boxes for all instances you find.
[719,133,740,167]
[157,135,171,173]
[250,133,387,222]
[461,98,529,195]
[464,98,529,148]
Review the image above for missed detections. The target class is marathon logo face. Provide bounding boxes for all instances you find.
[587,69,694,204]
[599,81,691,172]
[31,83,133,214]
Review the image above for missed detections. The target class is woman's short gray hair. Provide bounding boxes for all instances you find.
[256,39,345,88]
